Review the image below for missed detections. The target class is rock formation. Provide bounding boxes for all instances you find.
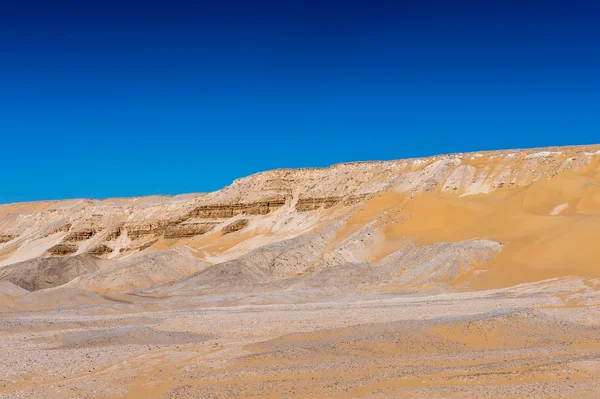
[1,143,600,291]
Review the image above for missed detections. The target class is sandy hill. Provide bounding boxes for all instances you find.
[1,144,600,300]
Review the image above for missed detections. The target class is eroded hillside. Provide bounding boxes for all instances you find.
[1,145,600,300]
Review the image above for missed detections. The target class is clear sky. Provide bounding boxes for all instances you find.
[1,0,599,203]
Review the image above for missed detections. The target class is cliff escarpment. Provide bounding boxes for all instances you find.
[1,144,600,292]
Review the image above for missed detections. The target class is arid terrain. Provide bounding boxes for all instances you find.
[2,144,600,398]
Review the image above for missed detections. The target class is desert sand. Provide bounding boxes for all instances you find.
[1,144,600,398]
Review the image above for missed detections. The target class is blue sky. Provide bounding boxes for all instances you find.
[1,0,599,203]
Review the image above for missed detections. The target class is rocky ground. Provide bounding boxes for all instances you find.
[1,277,599,398]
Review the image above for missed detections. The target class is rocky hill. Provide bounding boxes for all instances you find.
[1,144,600,300]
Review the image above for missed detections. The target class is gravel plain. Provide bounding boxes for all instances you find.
[1,277,599,398]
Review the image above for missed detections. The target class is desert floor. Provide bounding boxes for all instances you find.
[1,277,600,399]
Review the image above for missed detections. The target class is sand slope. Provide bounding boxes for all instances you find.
[0,254,112,291]
[68,247,210,293]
